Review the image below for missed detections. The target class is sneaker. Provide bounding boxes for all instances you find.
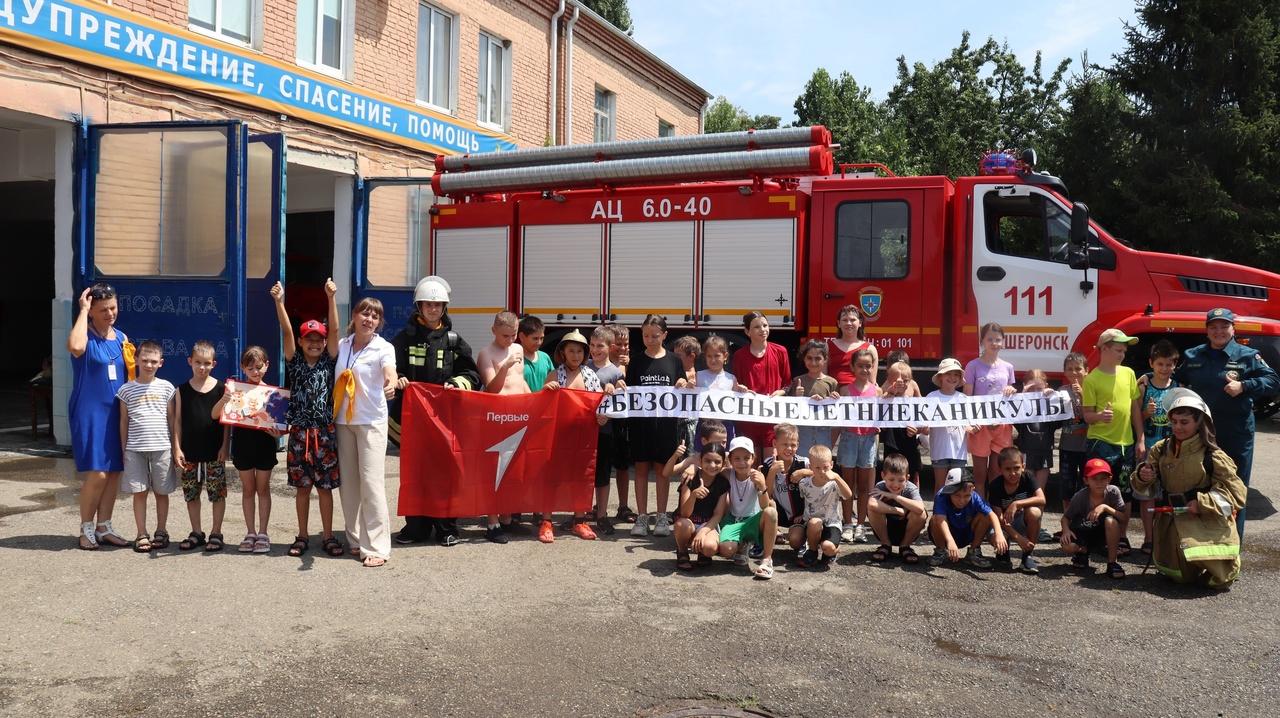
[510,513,524,525]
[485,525,509,544]
[395,530,427,545]
[538,520,555,543]
[795,546,808,563]
[1020,553,1039,574]
[748,544,764,559]
[630,514,650,537]
[1038,528,1054,543]
[570,521,597,540]
[653,512,671,537]
[853,524,867,543]
[841,524,855,543]
[927,547,947,567]
[965,546,992,568]
[439,534,459,547]
[595,516,616,536]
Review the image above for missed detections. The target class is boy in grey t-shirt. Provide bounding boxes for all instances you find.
[115,340,178,552]
[866,453,927,564]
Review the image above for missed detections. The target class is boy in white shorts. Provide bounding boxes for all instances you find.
[115,340,179,553]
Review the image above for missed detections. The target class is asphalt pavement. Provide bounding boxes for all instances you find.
[2,423,1278,717]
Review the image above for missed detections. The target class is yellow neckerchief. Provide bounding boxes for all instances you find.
[333,337,371,423]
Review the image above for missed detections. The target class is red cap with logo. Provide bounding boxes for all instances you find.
[300,320,327,338]
[1083,458,1112,479]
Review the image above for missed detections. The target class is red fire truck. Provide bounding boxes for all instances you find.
[415,126,1280,411]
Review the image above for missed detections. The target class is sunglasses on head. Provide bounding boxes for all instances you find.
[89,283,116,299]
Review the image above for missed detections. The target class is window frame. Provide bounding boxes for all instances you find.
[416,1,458,114]
[296,0,355,80]
[983,191,1075,265]
[832,199,911,281]
[593,86,616,142]
[188,0,262,49]
[658,119,675,138]
[476,30,512,132]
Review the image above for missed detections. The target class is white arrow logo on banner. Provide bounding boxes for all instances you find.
[486,427,527,491]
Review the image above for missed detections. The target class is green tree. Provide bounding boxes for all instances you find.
[580,0,633,36]
[703,95,780,133]
[1043,54,1135,229]
[1108,0,1280,268]
[884,32,1069,178]
[792,68,893,168]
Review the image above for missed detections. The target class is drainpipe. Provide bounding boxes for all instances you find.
[564,3,580,144]
[548,0,565,145]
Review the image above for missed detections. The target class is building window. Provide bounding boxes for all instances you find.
[417,2,455,112]
[476,31,510,130]
[297,0,351,76]
[189,0,257,47]
[834,200,910,279]
[594,87,615,142]
[658,120,675,137]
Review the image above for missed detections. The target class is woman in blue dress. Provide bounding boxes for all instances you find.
[66,283,132,550]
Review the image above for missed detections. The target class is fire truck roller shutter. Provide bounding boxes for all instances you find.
[433,225,510,350]
[700,218,798,327]
[521,224,604,326]
[607,222,695,327]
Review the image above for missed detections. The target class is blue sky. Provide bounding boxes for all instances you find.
[629,0,1140,122]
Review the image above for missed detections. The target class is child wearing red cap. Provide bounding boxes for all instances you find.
[1060,458,1127,579]
[271,279,343,558]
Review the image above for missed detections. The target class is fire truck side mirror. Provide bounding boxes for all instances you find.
[1070,202,1090,247]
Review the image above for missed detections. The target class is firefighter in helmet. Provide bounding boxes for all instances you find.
[390,275,479,546]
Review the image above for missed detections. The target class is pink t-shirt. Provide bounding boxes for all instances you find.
[847,381,878,435]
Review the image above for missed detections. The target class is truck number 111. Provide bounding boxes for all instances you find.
[1003,285,1053,316]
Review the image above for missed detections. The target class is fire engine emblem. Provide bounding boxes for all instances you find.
[860,287,883,320]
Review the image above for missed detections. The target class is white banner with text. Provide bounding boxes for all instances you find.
[597,388,1074,428]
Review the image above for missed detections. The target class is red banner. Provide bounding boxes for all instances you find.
[398,385,604,516]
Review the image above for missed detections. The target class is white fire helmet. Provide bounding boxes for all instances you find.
[414,275,451,304]
[1161,387,1212,419]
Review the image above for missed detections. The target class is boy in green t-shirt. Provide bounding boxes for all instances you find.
[1081,328,1144,554]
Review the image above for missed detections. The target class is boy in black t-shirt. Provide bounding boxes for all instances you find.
[673,442,732,570]
[986,446,1047,573]
[173,341,231,552]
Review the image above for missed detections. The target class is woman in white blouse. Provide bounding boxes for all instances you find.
[333,297,397,567]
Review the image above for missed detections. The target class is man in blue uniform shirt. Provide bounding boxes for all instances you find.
[1174,308,1279,540]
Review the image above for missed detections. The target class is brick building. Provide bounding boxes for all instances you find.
[0,0,709,442]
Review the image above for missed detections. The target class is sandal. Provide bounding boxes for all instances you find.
[253,534,271,554]
[1071,552,1089,569]
[676,551,694,571]
[288,536,309,557]
[179,531,206,551]
[1108,561,1126,580]
[151,530,170,550]
[696,554,712,568]
[238,533,257,553]
[754,558,774,580]
[733,551,749,566]
[870,544,892,562]
[79,521,99,551]
[900,546,920,565]
[205,533,225,552]
[1117,536,1132,557]
[322,537,345,557]
[363,556,386,568]
[95,520,131,547]
[614,506,638,523]
[133,533,152,553]
[1141,541,1153,556]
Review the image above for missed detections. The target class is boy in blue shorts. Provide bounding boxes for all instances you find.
[927,468,1008,568]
